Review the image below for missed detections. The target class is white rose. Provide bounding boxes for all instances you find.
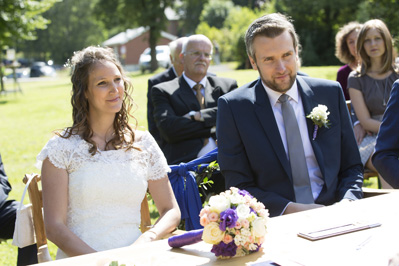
[208,195,230,213]
[236,204,250,219]
[313,105,329,122]
[230,192,244,205]
[202,222,225,244]
[252,217,267,237]
[247,212,257,222]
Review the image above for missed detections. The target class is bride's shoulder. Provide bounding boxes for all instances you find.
[133,129,152,143]
[46,132,83,149]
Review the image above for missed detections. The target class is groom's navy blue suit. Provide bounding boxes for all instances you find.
[372,80,399,188]
[217,76,363,216]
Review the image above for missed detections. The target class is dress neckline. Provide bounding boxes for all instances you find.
[365,71,394,81]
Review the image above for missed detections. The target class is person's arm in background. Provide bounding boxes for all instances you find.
[336,68,366,144]
[349,88,381,133]
[351,109,367,145]
[152,84,213,144]
[0,153,11,205]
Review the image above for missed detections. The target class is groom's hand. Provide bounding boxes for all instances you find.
[283,202,324,215]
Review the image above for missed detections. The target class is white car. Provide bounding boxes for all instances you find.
[139,45,171,73]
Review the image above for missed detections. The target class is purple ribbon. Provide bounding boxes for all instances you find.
[168,229,204,248]
[312,125,319,140]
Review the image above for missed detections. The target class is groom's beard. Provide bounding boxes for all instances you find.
[259,69,297,94]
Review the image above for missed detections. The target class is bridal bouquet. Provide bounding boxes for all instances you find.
[168,187,269,258]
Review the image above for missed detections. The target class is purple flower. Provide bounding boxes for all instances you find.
[238,189,253,198]
[219,209,238,231]
[251,243,260,253]
[211,241,237,257]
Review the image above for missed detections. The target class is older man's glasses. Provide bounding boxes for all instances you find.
[185,51,212,59]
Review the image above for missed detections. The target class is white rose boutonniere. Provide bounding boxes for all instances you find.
[306,104,331,140]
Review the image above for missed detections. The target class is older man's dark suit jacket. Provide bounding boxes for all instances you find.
[152,75,237,164]
[217,76,363,217]
[372,80,399,188]
[147,67,177,148]
[0,153,11,210]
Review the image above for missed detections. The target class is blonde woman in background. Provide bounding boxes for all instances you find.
[348,19,399,188]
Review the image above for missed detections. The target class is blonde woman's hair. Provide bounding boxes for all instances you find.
[356,19,398,75]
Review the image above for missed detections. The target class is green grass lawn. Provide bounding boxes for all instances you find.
[1,64,377,265]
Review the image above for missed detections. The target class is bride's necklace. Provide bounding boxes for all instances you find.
[93,133,113,151]
[374,77,390,107]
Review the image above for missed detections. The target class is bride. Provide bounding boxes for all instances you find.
[37,46,180,259]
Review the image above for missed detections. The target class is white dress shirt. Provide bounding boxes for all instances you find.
[182,73,217,157]
[262,81,324,201]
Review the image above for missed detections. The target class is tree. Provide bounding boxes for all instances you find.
[95,0,174,73]
[223,6,260,68]
[358,0,399,44]
[232,0,268,9]
[200,0,234,29]
[0,0,58,92]
[174,0,209,35]
[197,3,275,69]
[276,0,364,66]
[18,0,107,65]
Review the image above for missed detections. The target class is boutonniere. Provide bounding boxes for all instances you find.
[306,104,331,140]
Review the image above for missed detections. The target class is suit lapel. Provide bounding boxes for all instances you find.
[297,76,326,179]
[253,80,291,179]
[204,78,219,107]
[176,77,201,111]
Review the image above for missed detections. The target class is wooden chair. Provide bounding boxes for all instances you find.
[346,100,352,114]
[22,173,52,263]
[22,173,154,263]
[363,187,394,198]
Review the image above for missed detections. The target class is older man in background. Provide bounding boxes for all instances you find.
[152,34,237,165]
[147,37,187,147]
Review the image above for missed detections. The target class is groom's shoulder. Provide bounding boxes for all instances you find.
[299,76,340,89]
[222,78,259,101]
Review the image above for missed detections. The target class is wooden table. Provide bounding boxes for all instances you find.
[36,192,399,266]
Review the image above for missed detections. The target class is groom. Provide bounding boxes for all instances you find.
[217,13,363,217]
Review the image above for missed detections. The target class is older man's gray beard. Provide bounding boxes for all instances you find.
[261,72,297,93]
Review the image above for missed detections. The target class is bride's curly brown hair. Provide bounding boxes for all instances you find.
[59,46,138,155]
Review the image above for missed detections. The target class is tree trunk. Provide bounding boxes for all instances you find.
[0,51,4,93]
[149,26,158,73]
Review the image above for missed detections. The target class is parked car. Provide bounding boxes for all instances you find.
[30,61,56,77]
[138,45,171,73]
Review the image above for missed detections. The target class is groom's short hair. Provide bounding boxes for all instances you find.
[245,13,300,60]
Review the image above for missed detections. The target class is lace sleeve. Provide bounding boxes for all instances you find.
[141,131,170,181]
[36,135,73,171]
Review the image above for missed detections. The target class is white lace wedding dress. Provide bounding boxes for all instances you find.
[36,131,170,259]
